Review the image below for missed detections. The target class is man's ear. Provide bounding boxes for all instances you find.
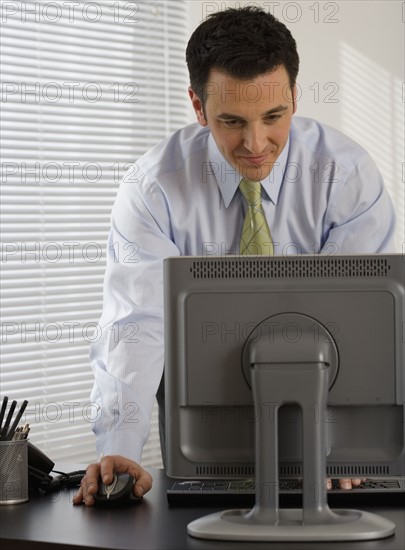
[292,84,298,115]
[188,87,207,126]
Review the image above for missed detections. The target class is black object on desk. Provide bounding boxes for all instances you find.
[94,473,142,506]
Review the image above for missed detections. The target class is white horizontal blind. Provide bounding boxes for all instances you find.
[0,0,189,465]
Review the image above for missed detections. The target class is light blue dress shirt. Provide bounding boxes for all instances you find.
[90,116,396,462]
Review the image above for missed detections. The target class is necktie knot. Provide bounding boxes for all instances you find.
[239,178,262,206]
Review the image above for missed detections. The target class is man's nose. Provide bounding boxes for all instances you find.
[243,125,267,155]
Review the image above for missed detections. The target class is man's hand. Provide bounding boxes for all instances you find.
[327,478,367,490]
[73,454,153,506]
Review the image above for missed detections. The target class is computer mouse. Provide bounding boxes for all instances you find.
[93,472,143,506]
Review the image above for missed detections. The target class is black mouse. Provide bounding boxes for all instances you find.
[93,472,142,506]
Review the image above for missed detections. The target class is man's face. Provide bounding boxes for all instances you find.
[189,66,296,182]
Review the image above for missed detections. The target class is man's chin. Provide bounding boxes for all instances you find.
[238,164,273,182]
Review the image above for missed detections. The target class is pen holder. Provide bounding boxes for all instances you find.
[0,439,29,504]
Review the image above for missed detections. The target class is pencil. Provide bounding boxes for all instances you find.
[0,396,8,435]
[0,400,17,441]
[4,400,28,441]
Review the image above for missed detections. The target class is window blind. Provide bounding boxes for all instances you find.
[0,0,189,465]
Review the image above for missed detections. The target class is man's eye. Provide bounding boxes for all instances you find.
[265,115,282,123]
[222,119,242,128]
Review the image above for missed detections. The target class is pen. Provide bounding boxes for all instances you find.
[11,424,30,440]
[0,396,8,435]
[11,427,21,440]
[21,423,30,440]
[4,400,28,441]
[0,400,17,441]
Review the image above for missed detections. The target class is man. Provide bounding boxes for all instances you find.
[73,6,395,506]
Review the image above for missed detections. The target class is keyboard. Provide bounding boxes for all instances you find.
[167,478,404,506]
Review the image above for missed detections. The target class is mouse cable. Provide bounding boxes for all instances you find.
[36,469,86,494]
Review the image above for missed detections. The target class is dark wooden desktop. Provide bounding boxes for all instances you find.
[0,468,403,550]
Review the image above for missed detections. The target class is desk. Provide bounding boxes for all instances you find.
[0,468,404,550]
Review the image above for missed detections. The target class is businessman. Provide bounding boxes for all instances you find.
[74,6,395,505]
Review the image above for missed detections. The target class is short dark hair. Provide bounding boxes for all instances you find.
[186,6,299,104]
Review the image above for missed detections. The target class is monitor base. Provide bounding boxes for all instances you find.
[187,508,396,541]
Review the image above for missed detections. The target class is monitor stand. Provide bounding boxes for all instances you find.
[187,313,396,541]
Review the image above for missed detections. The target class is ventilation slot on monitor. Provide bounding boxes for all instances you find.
[190,257,390,279]
[279,465,303,477]
[195,464,391,478]
[326,464,391,477]
[195,465,255,477]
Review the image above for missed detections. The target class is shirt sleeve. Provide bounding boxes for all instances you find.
[321,151,396,255]
[89,167,180,463]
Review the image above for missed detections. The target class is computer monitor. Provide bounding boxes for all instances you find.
[164,253,404,541]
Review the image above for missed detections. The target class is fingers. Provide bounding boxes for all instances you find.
[338,478,353,490]
[73,462,102,506]
[347,478,367,489]
[72,485,83,505]
[73,455,153,506]
[99,455,153,498]
[326,478,367,490]
[132,465,153,498]
[338,478,367,490]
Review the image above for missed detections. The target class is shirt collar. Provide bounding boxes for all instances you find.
[207,132,290,208]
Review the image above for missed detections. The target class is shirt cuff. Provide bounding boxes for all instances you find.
[95,429,145,464]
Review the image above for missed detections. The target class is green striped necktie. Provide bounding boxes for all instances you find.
[239,178,274,256]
